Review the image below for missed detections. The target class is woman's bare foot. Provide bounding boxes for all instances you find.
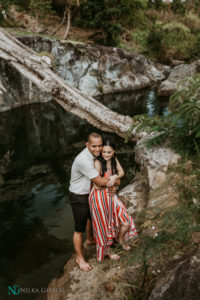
[106,253,120,260]
[120,243,131,251]
[76,257,92,271]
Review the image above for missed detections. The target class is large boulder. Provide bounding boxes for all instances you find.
[18,36,170,96]
[158,60,200,96]
[118,176,148,214]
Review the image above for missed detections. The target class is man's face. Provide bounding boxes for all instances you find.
[86,137,102,157]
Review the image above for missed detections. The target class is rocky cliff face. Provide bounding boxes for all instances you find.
[18,36,170,96]
[0,35,170,112]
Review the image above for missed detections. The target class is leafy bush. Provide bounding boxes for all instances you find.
[131,29,150,48]
[168,75,200,154]
[29,0,53,19]
[73,0,146,46]
[171,0,185,15]
[191,33,200,58]
[162,21,190,35]
[146,23,166,61]
[146,20,197,62]
[126,75,200,156]
[181,12,200,33]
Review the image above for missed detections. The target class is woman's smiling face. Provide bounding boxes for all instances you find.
[102,145,115,161]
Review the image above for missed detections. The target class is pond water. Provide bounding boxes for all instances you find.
[0,88,168,299]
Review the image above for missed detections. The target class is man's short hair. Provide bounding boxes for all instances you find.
[86,132,102,143]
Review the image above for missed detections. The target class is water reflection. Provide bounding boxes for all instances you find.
[99,88,168,117]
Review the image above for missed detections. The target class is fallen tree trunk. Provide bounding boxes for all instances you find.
[0,28,141,141]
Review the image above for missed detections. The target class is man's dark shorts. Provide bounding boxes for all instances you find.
[69,191,91,233]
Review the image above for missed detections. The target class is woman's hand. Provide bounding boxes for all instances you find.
[107,175,118,188]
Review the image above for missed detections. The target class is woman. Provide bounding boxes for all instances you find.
[89,138,137,261]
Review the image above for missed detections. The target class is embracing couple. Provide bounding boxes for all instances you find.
[69,132,137,271]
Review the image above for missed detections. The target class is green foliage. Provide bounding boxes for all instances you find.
[0,0,16,25]
[185,0,199,12]
[146,22,166,61]
[131,29,150,48]
[162,21,190,35]
[171,0,185,15]
[126,75,200,156]
[73,0,121,45]
[0,0,13,10]
[161,207,196,244]
[0,0,54,25]
[73,0,146,46]
[168,75,200,154]
[183,12,200,33]
[145,19,198,62]
[29,0,53,18]
[12,0,30,10]
[173,161,200,207]
[154,0,163,10]
[190,33,200,58]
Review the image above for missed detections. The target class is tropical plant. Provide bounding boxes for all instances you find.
[168,75,200,154]
[126,75,200,156]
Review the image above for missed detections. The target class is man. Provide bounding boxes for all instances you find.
[69,132,114,271]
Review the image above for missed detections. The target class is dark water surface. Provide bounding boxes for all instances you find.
[0,88,168,299]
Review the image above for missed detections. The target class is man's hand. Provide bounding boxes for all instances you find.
[108,186,117,197]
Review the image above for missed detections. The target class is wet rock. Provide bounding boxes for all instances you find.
[149,246,200,300]
[157,81,177,96]
[158,60,200,96]
[26,164,51,176]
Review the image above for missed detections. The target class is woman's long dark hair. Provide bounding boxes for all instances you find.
[97,138,118,177]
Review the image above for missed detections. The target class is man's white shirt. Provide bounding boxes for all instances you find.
[69,147,99,195]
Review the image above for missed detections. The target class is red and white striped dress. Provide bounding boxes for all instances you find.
[88,170,137,261]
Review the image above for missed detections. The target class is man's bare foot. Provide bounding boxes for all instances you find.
[76,257,92,271]
[106,253,120,260]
